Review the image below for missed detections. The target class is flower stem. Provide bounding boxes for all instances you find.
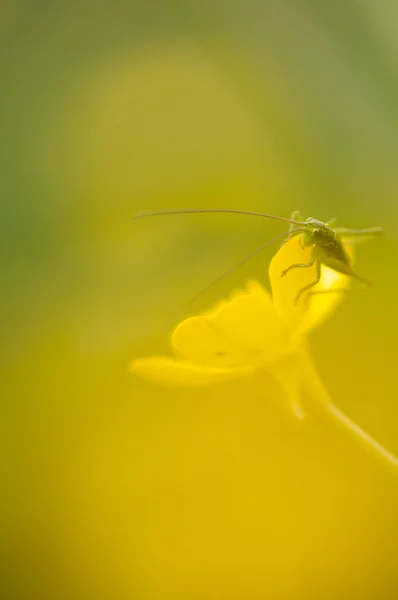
[324,402,398,471]
[300,350,398,474]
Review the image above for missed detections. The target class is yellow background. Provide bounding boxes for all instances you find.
[2,2,398,598]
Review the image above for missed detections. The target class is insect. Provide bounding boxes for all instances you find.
[134,208,383,306]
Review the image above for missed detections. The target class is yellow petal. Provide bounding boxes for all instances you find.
[269,236,354,336]
[130,357,253,386]
[295,243,354,337]
[244,279,270,298]
[201,279,267,317]
[172,288,293,368]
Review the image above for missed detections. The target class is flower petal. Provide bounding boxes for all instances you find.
[172,285,294,368]
[295,243,354,337]
[201,279,268,317]
[269,236,354,336]
[130,356,253,386]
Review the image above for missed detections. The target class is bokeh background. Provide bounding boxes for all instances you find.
[2,1,398,598]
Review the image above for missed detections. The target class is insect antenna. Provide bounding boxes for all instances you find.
[184,228,305,312]
[133,208,304,225]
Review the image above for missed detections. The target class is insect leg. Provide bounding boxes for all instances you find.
[281,245,318,278]
[294,259,321,305]
[308,286,368,298]
[305,269,373,301]
[279,211,303,248]
[334,227,383,248]
[289,210,303,224]
[334,227,383,237]
[327,217,337,226]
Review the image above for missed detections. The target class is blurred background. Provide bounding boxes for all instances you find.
[2,1,398,598]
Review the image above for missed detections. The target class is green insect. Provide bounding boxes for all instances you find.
[134,208,383,306]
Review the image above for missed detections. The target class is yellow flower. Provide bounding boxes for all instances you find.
[131,233,398,473]
[131,235,352,398]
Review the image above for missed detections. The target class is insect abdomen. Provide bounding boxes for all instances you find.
[321,235,350,264]
[317,230,356,277]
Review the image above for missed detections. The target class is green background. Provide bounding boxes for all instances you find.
[2,2,398,598]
